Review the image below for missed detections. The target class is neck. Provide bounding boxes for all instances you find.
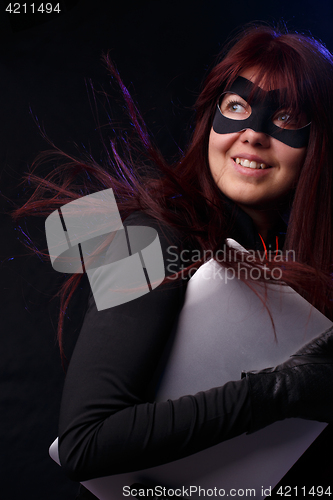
[236,204,281,241]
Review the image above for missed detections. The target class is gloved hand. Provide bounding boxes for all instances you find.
[242,325,333,433]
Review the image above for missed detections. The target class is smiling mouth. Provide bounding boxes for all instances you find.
[233,157,272,169]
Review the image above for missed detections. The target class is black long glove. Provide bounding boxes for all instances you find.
[244,325,333,433]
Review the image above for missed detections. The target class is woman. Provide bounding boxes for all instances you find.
[15,26,333,482]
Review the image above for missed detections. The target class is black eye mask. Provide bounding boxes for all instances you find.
[212,76,310,148]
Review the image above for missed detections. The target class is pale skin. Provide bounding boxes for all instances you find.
[208,68,307,241]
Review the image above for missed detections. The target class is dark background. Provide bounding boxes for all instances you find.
[1,1,333,499]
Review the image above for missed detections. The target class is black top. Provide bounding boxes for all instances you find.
[58,207,286,482]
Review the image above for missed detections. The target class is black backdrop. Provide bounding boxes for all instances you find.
[1,1,333,499]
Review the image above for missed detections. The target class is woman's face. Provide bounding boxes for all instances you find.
[208,68,307,212]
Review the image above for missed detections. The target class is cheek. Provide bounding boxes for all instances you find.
[208,130,237,174]
[279,146,306,185]
[208,129,236,153]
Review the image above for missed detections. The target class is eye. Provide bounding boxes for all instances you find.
[276,113,290,123]
[228,101,247,113]
[272,110,309,130]
[273,111,295,128]
[219,93,251,120]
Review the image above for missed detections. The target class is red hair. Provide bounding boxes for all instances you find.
[13,25,333,361]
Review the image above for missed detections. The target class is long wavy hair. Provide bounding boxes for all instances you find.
[13,25,333,359]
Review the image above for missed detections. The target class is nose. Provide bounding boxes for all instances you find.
[239,128,270,148]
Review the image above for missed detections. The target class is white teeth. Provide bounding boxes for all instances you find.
[235,157,268,169]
